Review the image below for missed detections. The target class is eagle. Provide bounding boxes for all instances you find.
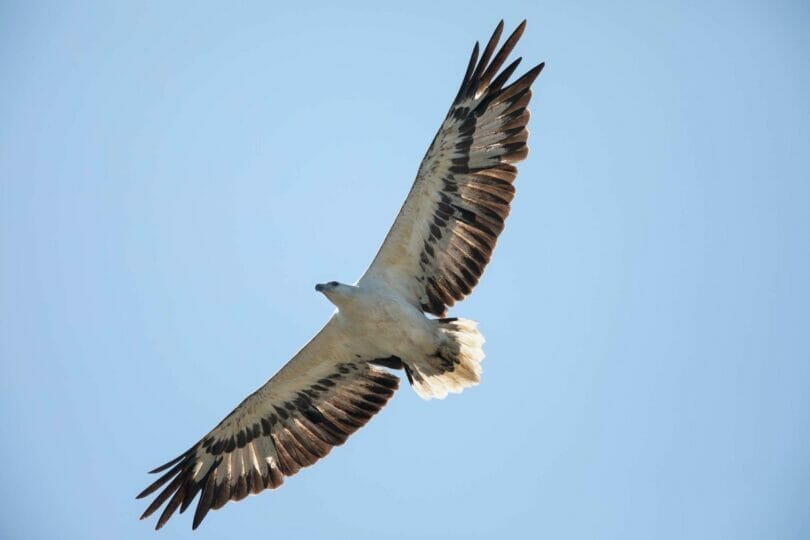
[138,20,544,530]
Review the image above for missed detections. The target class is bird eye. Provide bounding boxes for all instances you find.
[329,281,338,287]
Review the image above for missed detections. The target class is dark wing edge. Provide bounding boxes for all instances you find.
[362,20,545,316]
[136,363,399,530]
[417,20,544,315]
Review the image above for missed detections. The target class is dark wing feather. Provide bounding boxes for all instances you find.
[137,319,399,530]
[360,20,544,316]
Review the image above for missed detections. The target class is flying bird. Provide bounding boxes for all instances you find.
[138,20,544,530]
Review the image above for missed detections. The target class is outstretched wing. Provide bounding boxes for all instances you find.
[136,318,399,530]
[360,20,544,316]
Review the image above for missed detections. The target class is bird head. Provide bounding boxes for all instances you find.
[314,281,340,293]
[315,281,360,310]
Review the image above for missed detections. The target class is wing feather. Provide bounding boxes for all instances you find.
[360,20,544,316]
[137,318,400,530]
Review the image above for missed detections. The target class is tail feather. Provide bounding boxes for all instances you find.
[407,318,485,400]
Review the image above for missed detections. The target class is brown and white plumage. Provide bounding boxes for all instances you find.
[360,20,543,316]
[137,318,399,529]
[138,20,543,530]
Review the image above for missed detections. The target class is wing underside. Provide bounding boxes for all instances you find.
[361,20,544,316]
[137,320,400,529]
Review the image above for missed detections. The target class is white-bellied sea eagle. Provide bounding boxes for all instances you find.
[138,19,544,530]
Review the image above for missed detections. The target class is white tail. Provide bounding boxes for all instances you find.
[405,318,485,400]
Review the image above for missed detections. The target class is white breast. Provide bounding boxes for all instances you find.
[337,283,438,361]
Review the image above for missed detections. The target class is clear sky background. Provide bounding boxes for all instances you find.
[2,1,809,539]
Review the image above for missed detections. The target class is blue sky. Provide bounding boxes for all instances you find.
[2,1,809,538]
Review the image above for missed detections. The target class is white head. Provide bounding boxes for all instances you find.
[314,281,358,309]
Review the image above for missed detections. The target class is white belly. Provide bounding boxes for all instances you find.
[333,284,437,361]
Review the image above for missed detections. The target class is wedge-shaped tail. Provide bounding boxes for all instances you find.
[405,318,485,400]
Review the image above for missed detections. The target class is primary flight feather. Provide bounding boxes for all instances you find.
[137,19,544,530]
